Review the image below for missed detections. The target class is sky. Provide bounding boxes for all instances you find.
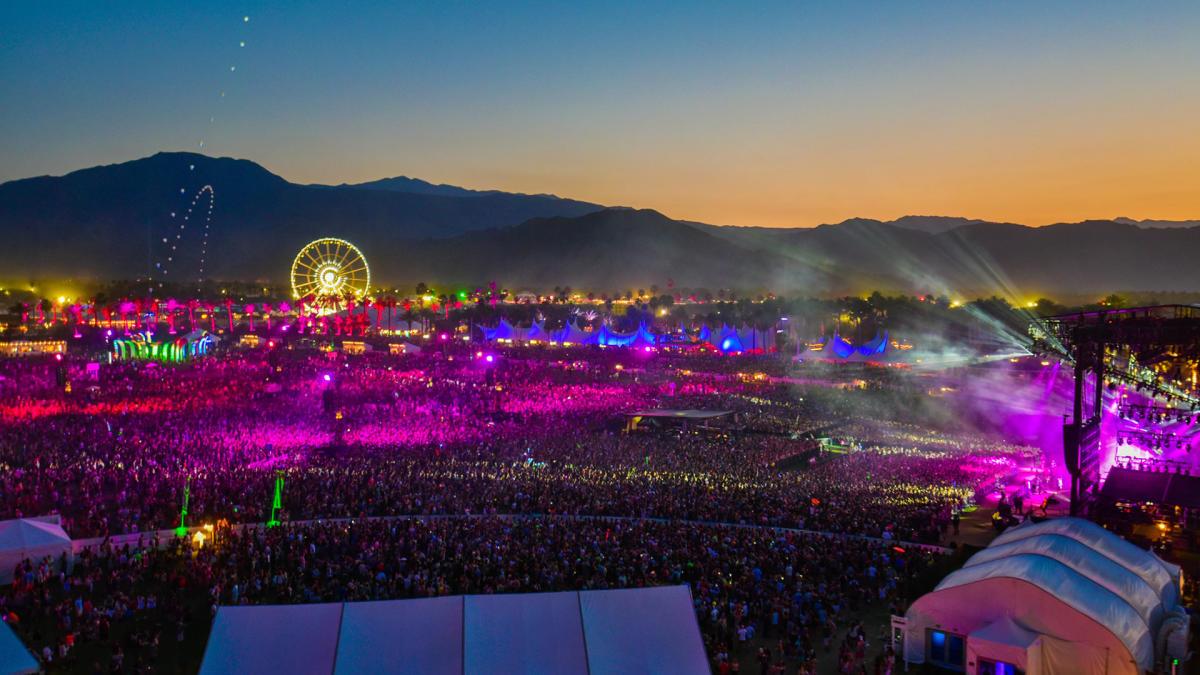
[2,1,1199,228]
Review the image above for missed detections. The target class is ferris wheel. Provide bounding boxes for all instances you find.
[290,237,370,313]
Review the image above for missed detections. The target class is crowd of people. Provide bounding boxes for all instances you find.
[0,341,1038,672]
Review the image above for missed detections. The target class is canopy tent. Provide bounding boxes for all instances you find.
[0,622,37,675]
[966,618,1041,675]
[200,585,707,675]
[200,603,343,675]
[481,318,518,341]
[624,409,734,432]
[593,323,657,348]
[335,597,461,675]
[903,517,1186,675]
[551,321,595,345]
[580,585,708,674]
[700,324,772,353]
[388,341,422,355]
[465,591,587,673]
[806,331,889,361]
[524,320,548,341]
[0,517,72,585]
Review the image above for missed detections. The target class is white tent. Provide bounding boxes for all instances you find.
[580,585,709,674]
[335,597,461,675]
[201,585,709,674]
[200,603,343,675]
[904,517,1188,675]
[0,621,37,675]
[966,618,1042,675]
[0,517,72,584]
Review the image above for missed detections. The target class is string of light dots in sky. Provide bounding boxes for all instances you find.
[150,14,252,294]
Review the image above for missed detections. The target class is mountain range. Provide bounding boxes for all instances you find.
[1,152,1198,295]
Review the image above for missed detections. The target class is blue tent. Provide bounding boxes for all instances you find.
[0,621,37,675]
[200,585,708,675]
[552,321,594,345]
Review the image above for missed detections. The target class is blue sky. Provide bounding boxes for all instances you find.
[3,1,1199,226]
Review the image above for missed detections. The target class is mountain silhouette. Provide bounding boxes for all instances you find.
[0,152,604,282]
[1,153,1198,294]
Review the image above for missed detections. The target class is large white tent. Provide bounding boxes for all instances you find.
[200,585,709,675]
[903,517,1189,675]
[0,517,72,584]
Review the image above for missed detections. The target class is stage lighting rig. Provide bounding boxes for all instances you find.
[1116,430,1186,452]
[1117,403,1199,424]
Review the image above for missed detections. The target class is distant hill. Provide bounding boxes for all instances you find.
[703,217,1200,295]
[0,152,605,282]
[1113,217,1200,229]
[340,175,596,212]
[397,208,822,291]
[1,152,1199,294]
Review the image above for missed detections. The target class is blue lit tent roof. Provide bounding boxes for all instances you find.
[0,620,37,675]
[524,320,547,341]
[808,331,889,361]
[735,326,771,351]
[200,586,708,675]
[857,330,888,356]
[552,320,595,345]
[595,323,657,347]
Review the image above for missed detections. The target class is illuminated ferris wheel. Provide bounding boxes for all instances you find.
[290,237,370,313]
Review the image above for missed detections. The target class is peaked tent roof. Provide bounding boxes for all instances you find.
[0,518,71,550]
[0,621,38,675]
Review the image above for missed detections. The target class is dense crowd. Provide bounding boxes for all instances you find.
[0,343,1036,672]
[5,516,936,673]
